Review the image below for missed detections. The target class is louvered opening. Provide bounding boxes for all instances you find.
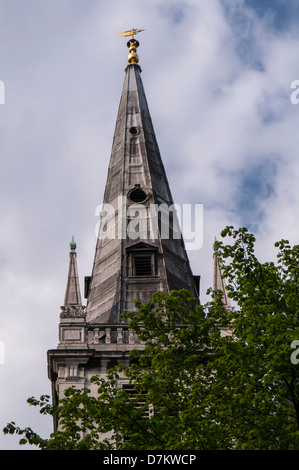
[122,384,148,415]
[122,384,149,442]
[134,255,153,276]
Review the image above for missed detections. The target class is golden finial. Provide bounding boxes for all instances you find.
[116,28,145,64]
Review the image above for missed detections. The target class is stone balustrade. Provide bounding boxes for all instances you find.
[87,325,144,346]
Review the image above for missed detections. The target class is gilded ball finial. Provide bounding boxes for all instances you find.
[127,39,139,64]
[116,28,144,64]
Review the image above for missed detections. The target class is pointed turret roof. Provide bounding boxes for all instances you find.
[213,239,232,310]
[86,38,198,324]
[60,236,85,318]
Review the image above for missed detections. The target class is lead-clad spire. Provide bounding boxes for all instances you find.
[85,35,198,324]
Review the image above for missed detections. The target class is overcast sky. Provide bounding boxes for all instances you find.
[0,0,299,450]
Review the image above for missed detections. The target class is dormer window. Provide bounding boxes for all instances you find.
[126,242,158,277]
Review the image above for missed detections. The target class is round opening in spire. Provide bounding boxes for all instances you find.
[129,126,139,135]
[128,186,148,203]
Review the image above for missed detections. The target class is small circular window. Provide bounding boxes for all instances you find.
[129,126,139,135]
[128,186,148,203]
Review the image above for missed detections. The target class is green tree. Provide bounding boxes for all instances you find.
[3,227,299,449]
[210,226,299,449]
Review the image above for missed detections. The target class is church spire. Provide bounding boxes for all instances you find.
[48,33,200,424]
[85,34,198,324]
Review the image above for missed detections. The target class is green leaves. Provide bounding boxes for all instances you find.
[210,227,299,449]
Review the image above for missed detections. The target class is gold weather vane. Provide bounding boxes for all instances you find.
[116,28,145,39]
[116,28,145,64]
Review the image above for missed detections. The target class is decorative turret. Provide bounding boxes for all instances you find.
[60,236,85,318]
[212,238,233,310]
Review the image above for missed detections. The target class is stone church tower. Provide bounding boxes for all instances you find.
[47,32,207,429]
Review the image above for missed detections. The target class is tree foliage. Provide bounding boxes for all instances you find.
[3,227,299,449]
